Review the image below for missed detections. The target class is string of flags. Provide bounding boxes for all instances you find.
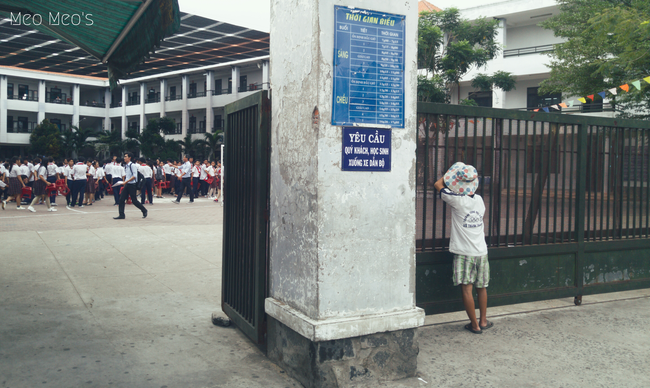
[533,76,650,113]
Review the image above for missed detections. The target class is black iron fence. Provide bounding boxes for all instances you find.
[417,103,650,251]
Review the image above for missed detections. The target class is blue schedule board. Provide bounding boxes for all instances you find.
[342,127,391,172]
[332,6,406,128]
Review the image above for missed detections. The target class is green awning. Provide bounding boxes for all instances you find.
[0,0,180,88]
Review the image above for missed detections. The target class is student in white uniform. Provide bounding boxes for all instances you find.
[138,158,154,204]
[46,157,59,206]
[28,158,57,212]
[2,157,26,210]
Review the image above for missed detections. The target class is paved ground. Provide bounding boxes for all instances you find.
[1,194,649,387]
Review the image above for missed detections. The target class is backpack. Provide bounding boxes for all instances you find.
[155,166,164,181]
[136,171,145,190]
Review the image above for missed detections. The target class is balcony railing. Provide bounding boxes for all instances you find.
[145,96,161,103]
[7,121,36,133]
[8,91,38,101]
[188,91,207,99]
[165,95,182,101]
[110,102,122,108]
[83,101,106,108]
[45,92,73,105]
[504,44,555,57]
[126,99,139,106]
[212,88,230,96]
[174,123,183,134]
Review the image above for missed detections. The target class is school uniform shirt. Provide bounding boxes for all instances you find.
[37,165,48,180]
[440,187,488,257]
[206,166,215,177]
[9,164,21,178]
[163,163,172,175]
[179,161,192,178]
[139,164,153,179]
[200,165,208,180]
[113,165,126,180]
[56,166,63,176]
[104,163,113,177]
[95,167,105,180]
[192,165,200,178]
[47,163,58,178]
[72,163,87,180]
[27,163,35,181]
[32,164,40,181]
[0,164,7,176]
[63,165,73,180]
[87,166,96,178]
[20,164,30,178]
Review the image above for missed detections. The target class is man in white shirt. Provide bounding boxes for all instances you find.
[114,152,147,220]
[68,157,88,208]
[111,160,125,206]
[163,160,173,194]
[172,155,194,204]
[138,158,153,204]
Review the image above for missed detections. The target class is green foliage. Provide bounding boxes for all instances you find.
[417,75,447,103]
[203,130,224,160]
[459,98,479,106]
[29,119,62,158]
[417,8,513,102]
[95,129,125,158]
[540,0,650,119]
[471,71,516,92]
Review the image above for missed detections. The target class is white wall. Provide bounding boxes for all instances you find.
[506,24,564,50]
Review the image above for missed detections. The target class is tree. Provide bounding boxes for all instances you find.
[124,127,141,155]
[70,126,95,158]
[60,129,76,158]
[539,0,650,119]
[203,130,224,160]
[417,8,516,103]
[95,129,125,159]
[29,119,62,158]
[179,133,206,160]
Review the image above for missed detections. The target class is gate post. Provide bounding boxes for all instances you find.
[266,1,424,386]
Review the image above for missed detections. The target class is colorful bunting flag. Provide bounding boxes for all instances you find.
[632,80,642,90]
[597,91,606,99]
[559,103,568,108]
[550,105,559,110]
[568,100,575,108]
[534,109,539,112]
[578,98,587,104]
[645,76,650,84]
[620,84,630,92]
[608,88,617,95]
[587,94,595,101]
[543,107,550,113]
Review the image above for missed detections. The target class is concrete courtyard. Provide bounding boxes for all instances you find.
[1,195,649,387]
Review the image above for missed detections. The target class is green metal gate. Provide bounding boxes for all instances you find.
[416,102,650,314]
[221,90,271,343]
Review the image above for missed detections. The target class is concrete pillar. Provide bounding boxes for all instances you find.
[104,88,111,130]
[160,79,167,118]
[140,82,146,132]
[0,75,7,143]
[206,71,214,132]
[37,80,46,124]
[72,84,80,128]
[493,18,507,108]
[262,61,269,90]
[182,75,189,136]
[231,66,240,99]
[266,1,422,386]
[121,86,128,139]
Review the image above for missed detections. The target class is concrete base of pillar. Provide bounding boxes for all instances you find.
[267,317,419,388]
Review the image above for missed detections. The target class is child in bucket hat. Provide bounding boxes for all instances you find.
[434,162,491,334]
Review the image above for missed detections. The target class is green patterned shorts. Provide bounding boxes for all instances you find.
[453,254,490,288]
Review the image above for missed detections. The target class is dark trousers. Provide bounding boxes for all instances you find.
[118,184,146,217]
[113,177,122,204]
[192,177,199,198]
[140,178,153,204]
[47,176,57,203]
[70,179,86,206]
[164,174,172,193]
[176,178,194,202]
[200,180,209,196]
[97,180,105,198]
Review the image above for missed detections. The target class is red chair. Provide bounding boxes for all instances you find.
[21,186,32,196]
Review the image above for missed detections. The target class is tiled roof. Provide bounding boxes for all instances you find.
[418,0,442,13]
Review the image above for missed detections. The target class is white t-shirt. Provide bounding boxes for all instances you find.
[95,167,105,180]
[0,164,7,176]
[163,163,172,174]
[199,165,207,180]
[440,188,488,257]
[139,165,153,179]
[20,164,30,177]
[104,163,113,177]
[72,163,87,180]
[113,165,125,180]
[192,165,200,178]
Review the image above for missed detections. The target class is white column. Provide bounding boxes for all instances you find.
[72,84,80,128]
[231,66,240,99]
[160,79,167,118]
[140,82,146,132]
[206,70,214,132]
[37,80,46,124]
[493,18,507,108]
[104,88,111,131]
[181,75,189,137]
[262,60,269,90]
[121,86,128,139]
[0,75,7,143]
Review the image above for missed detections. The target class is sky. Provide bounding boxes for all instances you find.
[177,0,504,33]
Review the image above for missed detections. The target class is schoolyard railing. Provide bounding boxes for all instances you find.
[415,102,650,314]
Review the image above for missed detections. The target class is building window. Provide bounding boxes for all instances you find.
[527,87,562,110]
[170,86,176,100]
[7,83,13,99]
[468,91,492,107]
[7,116,13,131]
[18,84,29,99]
[189,82,197,98]
[215,79,222,95]
[214,114,222,129]
[228,78,232,94]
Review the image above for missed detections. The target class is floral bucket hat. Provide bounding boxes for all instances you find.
[443,162,479,196]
